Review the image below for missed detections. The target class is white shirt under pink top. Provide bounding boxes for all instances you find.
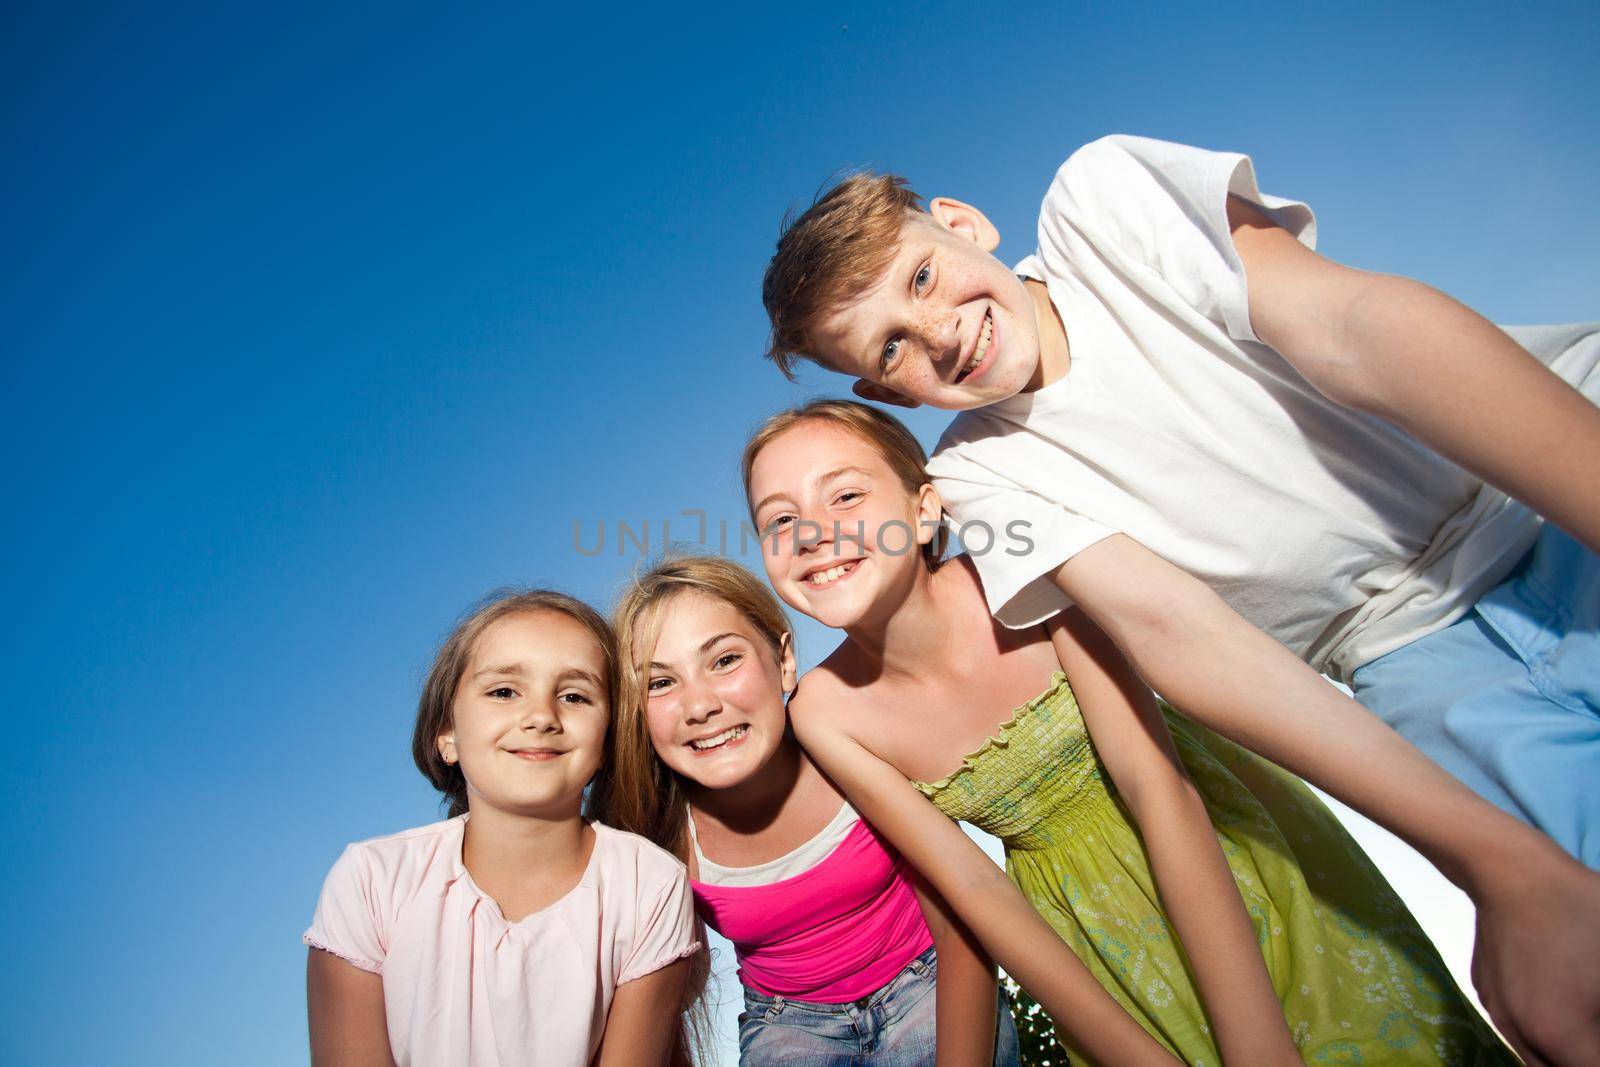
[689,801,933,1002]
[303,815,699,1067]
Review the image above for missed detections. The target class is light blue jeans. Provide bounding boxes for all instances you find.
[1351,522,1600,866]
[736,947,1022,1065]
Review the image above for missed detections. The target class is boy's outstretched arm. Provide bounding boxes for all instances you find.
[1053,534,1600,1067]
[1227,196,1600,554]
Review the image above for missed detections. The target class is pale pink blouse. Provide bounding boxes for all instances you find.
[303,816,698,1067]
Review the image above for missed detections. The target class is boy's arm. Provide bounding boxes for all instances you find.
[1053,533,1600,1067]
[788,693,1183,1067]
[906,871,1003,1067]
[1228,196,1600,554]
[1048,607,1300,1066]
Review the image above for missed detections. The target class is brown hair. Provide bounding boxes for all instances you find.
[589,555,792,1067]
[762,172,925,379]
[739,398,948,568]
[411,589,618,819]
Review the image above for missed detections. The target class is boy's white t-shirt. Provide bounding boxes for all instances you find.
[928,135,1600,680]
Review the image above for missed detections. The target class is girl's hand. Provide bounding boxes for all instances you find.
[788,684,1183,1067]
[306,948,397,1067]
[1049,609,1301,1066]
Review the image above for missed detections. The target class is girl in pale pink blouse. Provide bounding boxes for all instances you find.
[592,557,1018,1065]
[303,590,701,1067]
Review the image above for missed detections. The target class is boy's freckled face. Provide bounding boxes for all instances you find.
[811,214,1044,410]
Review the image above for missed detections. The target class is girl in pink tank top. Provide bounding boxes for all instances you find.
[591,556,1019,1066]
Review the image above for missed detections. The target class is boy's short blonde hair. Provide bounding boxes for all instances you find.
[762,172,925,379]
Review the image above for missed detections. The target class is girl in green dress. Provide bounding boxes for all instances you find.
[740,399,1513,1066]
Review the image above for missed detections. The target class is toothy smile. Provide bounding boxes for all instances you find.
[688,725,748,752]
[955,310,994,384]
[805,559,862,587]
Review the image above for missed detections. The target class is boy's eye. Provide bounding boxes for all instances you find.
[559,690,594,705]
[835,490,862,506]
[763,514,795,534]
[880,338,901,375]
[914,263,931,291]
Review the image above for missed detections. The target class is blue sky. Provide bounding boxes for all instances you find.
[3,3,1597,1064]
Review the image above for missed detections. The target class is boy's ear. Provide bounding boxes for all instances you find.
[852,378,921,409]
[928,196,1001,253]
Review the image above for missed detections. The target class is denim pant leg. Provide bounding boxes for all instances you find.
[737,948,1024,1066]
[737,990,861,1067]
[1351,523,1600,865]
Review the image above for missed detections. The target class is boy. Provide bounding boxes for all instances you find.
[761,135,1599,1064]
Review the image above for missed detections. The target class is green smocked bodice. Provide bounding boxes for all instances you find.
[914,672,1513,1067]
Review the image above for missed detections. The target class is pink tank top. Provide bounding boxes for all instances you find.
[691,818,933,1002]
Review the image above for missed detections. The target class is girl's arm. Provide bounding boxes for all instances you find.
[306,949,397,1067]
[1228,195,1600,556]
[789,694,1183,1067]
[1048,607,1300,1066]
[906,871,1003,1067]
[595,957,692,1067]
[1052,533,1600,1067]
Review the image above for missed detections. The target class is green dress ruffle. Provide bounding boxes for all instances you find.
[913,672,1512,1066]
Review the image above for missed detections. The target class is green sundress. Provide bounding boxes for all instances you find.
[913,673,1512,1066]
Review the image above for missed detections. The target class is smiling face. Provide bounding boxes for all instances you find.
[439,610,610,820]
[809,204,1043,410]
[640,591,797,792]
[747,421,941,630]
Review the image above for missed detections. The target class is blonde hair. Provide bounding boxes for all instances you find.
[588,555,793,1067]
[740,398,948,568]
[762,172,925,379]
[412,589,617,818]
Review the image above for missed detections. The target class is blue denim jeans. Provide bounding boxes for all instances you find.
[1351,522,1600,866]
[736,947,1022,1065]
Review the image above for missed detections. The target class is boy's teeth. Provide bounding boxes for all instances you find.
[960,313,993,382]
[689,725,748,751]
[808,562,856,585]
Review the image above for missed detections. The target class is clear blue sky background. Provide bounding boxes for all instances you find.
[4,3,1597,1064]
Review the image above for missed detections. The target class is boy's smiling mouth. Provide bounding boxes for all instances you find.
[804,558,863,587]
[954,309,995,385]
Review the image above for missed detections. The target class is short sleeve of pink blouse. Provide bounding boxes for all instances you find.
[304,842,390,973]
[301,817,699,1067]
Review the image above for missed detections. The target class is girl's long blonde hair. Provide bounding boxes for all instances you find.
[589,554,794,1067]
